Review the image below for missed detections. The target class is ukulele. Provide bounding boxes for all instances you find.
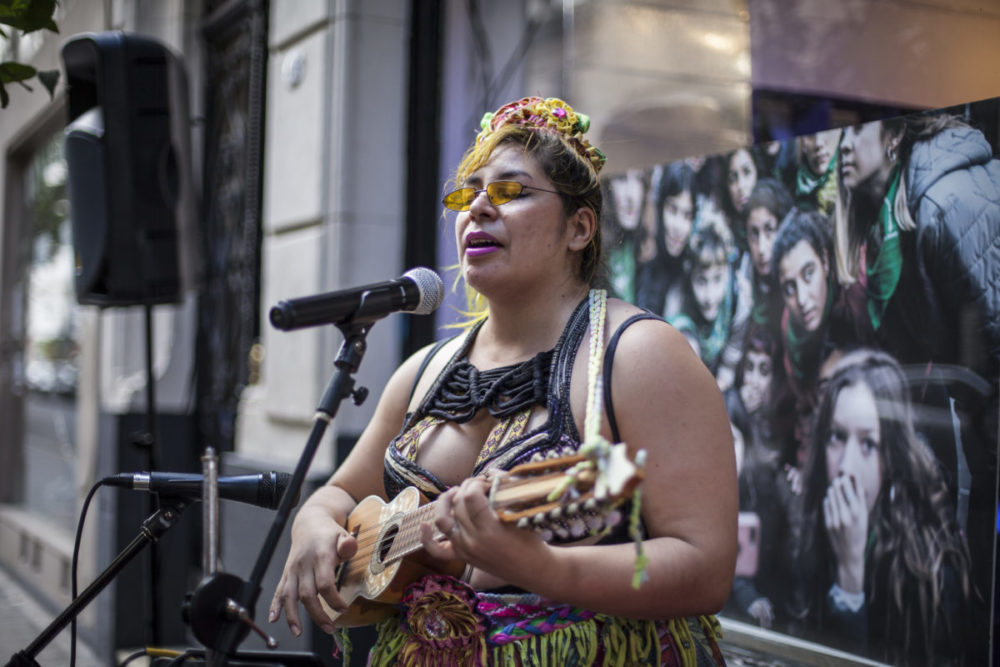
[322,444,645,627]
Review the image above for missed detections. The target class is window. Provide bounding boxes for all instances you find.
[21,130,79,533]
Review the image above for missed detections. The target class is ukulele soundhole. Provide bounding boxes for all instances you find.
[369,515,402,575]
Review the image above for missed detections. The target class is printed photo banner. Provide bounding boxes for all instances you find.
[601,97,1000,665]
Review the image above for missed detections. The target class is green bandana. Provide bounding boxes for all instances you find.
[864,166,903,331]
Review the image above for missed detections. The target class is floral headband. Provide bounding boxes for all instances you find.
[476,96,606,173]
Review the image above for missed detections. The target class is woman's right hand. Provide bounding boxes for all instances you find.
[822,473,868,593]
[268,501,357,636]
[265,341,431,636]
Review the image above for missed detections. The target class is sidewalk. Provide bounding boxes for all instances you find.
[0,564,103,667]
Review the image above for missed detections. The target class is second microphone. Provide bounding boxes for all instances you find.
[105,471,295,510]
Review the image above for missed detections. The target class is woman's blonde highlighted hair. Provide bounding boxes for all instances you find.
[447,98,606,327]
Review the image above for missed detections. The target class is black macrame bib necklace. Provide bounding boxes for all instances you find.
[422,349,553,423]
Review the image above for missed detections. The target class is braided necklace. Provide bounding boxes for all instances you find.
[423,350,552,423]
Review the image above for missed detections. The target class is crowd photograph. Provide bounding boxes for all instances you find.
[601,101,1000,665]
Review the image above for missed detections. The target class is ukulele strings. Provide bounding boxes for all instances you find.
[339,503,437,578]
[338,473,564,579]
[342,472,544,553]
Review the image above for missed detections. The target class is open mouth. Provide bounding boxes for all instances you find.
[465,231,502,255]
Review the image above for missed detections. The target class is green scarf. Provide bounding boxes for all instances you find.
[796,146,837,193]
[669,277,733,373]
[795,147,839,215]
[607,237,636,303]
[864,166,903,331]
[782,275,835,391]
[750,276,772,327]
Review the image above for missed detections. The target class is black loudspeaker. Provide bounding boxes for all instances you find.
[61,32,190,306]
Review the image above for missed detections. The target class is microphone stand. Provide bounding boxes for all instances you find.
[6,306,385,666]
[199,315,377,665]
[4,496,194,667]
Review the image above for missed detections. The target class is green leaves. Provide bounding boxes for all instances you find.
[0,0,60,108]
[37,66,57,95]
[0,60,36,83]
[0,0,58,33]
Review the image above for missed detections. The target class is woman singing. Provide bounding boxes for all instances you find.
[269,97,737,665]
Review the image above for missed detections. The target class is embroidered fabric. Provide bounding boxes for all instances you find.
[365,574,727,667]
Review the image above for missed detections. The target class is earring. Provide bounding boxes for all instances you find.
[886,143,898,162]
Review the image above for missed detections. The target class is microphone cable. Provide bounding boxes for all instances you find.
[71,477,192,667]
[70,477,113,667]
[118,647,186,666]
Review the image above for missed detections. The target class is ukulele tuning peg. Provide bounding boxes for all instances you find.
[567,502,580,515]
[605,511,622,528]
[583,498,598,512]
[549,506,563,520]
[517,517,530,530]
[570,518,587,538]
[539,528,554,542]
[533,512,547,525]
[585,515,605,532]
[531,452,544,462]
[554,526,570,540]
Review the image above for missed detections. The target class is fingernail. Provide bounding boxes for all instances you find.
[291,624,301,637]
[268,609,276,622]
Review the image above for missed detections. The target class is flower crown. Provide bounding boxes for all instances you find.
[476,96,606,173]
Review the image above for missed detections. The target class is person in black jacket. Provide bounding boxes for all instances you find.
[834,113,1000,374]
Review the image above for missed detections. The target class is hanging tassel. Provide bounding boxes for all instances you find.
[629,488,649,589]
[331,627,352,665]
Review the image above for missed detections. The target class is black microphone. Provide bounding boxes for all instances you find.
[269,267,444,331]
[105,471,295,510]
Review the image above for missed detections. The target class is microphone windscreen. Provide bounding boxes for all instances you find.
[274,471,299,507]
[404,267,444,315]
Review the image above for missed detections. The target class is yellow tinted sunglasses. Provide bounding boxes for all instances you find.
[442,181,561,212]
